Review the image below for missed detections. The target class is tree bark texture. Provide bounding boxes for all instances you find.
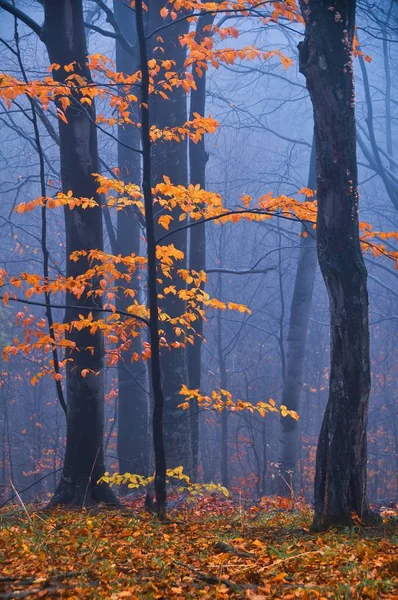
[113,0,149,482]
[148,2,191,473]
[277,140,317,496]
[298,0,375,529]
[136,0,167,516]
[187,13,215,479]
[43,0,117,506]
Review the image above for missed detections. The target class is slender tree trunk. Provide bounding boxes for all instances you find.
[43,0,117,506]
[113,0,149,482]
[187,13,215,479]
[148,2,191,473]
[217,272,229,488]
[136,0,167,516]
[277,140,317,496]
[298,0,377,530]
[382,4,395,173]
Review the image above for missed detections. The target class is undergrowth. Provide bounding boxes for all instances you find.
[0,497,397,599]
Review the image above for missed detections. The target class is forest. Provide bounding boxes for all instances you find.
[0,0,397,598]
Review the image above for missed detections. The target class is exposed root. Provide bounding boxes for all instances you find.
[48,475,119,509]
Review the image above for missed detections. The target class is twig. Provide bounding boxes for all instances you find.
[172,559,253,591]
[0,572,86,585]
[83,447,100,508]
[214,541,255,558]
[0,469,61,510]
[0,585,79,599]
[262,549,324,571]
[9,479,33,528]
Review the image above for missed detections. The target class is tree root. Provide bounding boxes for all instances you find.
[48,475,119,509]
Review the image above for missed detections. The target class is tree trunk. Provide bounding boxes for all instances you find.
[136,0,167,516]
[277,140,317,496]
[148,2,191,473]
[187,13,215,480]
[113,0,149,482]
[43,0,117,506]
[216,271,229,488]
[298,0,376,529]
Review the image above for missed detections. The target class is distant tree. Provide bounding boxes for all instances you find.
[277,139,317,497]
[2,0,395,518]
[148,1,192,475]
[187,11,216,480]
[113,0,149,483]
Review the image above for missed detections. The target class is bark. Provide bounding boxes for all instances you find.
[113,0,149,482]
[148,2,191,473]
[187,13,215,479]
[298,0,377,529]
[42,0,117,506]
[136,0,167,516]
[277,140,317,496]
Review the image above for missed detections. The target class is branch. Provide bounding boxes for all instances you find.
[0,469,62,510]
[206,267,276,275]
[88,0,136,57]
[84,21,119,40]
[358,50,398,211]
[156,209,312,245]
[0,0,42,37]
[172,559,251,592]
[145,1,273,41]
[0,295,150,326]
[13,17,67,416]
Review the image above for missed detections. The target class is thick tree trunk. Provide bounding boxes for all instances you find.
[187,13,215,479]
[148,2,191,473]
[277,141,317,496]
[298,0,376,529]
[43,0,117,506]
[113,0,149,482]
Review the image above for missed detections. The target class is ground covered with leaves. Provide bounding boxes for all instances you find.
[0,497,397,599]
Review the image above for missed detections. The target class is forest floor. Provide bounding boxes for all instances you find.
[0,496,397,599]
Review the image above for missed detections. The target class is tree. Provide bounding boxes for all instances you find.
[0,0,118,506]
[277,139,317,497]
[43,0,118,507]
[298,0,378,529]
[113,0,149,482]
[187,10,218,479]
[148,1,192,474]
[2,0,395,517]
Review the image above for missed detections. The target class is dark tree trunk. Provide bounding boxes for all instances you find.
[187,13,215,480]
[113,0,149,482]
[298,0,377,529]
[136,0,167,516]
[148,2,191,473]
[43,0,117,506]
[277,140,317,496]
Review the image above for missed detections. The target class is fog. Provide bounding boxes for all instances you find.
[0,0,396,510]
